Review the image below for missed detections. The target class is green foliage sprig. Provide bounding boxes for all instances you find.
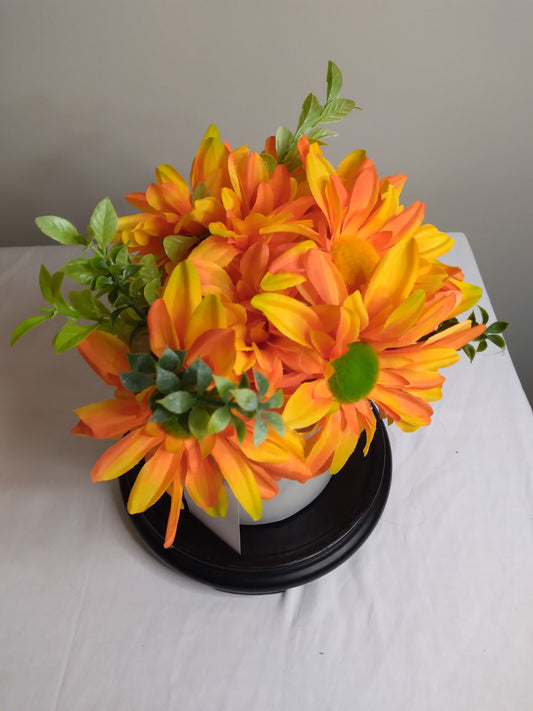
[427,306,509,362]
[272,61,361,172]
[10,198,162,353]
[121,347,285,447]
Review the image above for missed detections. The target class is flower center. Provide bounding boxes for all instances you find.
[327,341,379,403]
[331,234,379,290]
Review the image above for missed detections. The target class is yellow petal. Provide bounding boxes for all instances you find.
[127,446,178,514]
[163,260,202,341]
[364,237,419,319]
[211,438,262,520]
[251,293,322,346]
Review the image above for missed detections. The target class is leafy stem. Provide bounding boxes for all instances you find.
[120,348,285,447]
[10,198,163,353]
[273,61,361,172]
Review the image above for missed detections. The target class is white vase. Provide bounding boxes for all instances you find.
[239,468,332,525]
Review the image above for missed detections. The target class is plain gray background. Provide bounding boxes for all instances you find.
[1,0,531,404]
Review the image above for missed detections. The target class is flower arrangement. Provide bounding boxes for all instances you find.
[12,63,507,548]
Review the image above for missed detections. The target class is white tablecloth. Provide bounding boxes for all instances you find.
[1,235,532,711]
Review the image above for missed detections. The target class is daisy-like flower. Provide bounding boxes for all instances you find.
[72,261,312,547]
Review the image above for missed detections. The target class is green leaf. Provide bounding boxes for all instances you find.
[192,181,210,203]
[326,61,343,102]
[462,343,476,362]
[35,215,85,245]
[230,413,246,444]
[161,415,189,437]
[156,366,181,394]
[319,98,357,123]
[128,352,156,374]
[307,127,338,143]
[10,313,53,345]
[149,406,173,424]
[139,253,160,279]
[275,126,294,161]
[198,359,214,393]
[262,389,283,410]
[297,93,322,134]
[188,406,210,440]
[69,289,110,320]
[158,347,186,372]
[254,370,269,400]
[485,321,509,335]
[182,358,213,391]
[123,264,142,279]
[232,388,258,412]
[120,370,155,393]
[253,415,269,447]
[163,235,199,262]
[39,265,64,305]
[143,278,160,305]
[61,258,97,286]
[259,152,277,174]
[214,375,234,401]
[94,275,113,290]
[487,334,506,349]
[208,406,231,434]
[157,391,196,414]
[52,322,96,353]
[476,340,488,353]
[262,410,285,437]
[478,306,489,325]
[89,197,118,250]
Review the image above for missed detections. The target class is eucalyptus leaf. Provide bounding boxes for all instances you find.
[120,370,155,393]
[254,370,269,400]
[214,375,234,401]
[261,410,285,437]
[231,413,246,444]
[208,406,231,434]
[158,347,186,372]
[253,415,269,447]
[35,215,85,246]
[157,391,196,414]
[149,406,173,423]
[127,352,156,374]
[232,388,258,412]
[261,389,283,410]
[156,366,181,394]
[188,406,210,440]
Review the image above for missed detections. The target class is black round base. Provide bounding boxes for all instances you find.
[119,417,392,594]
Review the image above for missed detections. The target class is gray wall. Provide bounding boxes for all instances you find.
[2,0,532,404]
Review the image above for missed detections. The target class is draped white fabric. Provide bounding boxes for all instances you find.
[1,235,532,711]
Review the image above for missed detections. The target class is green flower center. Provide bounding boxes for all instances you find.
[327,341,379,403]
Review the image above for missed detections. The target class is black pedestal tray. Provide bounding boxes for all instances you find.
[119,415,392,594]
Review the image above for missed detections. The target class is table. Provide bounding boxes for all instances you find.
[1,235,532,711]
